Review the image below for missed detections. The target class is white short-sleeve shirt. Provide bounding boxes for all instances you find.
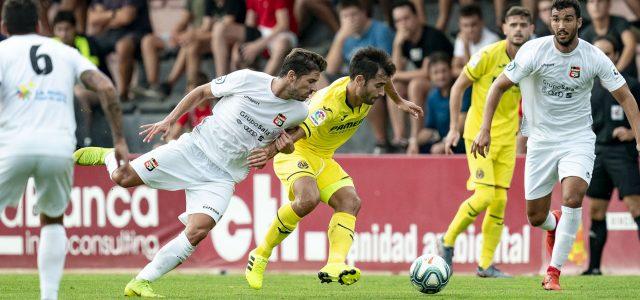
[0,34,97,158]
[504,36,626,143]
[191,69,309,182]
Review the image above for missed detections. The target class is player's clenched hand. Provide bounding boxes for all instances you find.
[471,129,491,158]
[398,99,424,119]
[612,126,634,142]
[113,139,130,167]
[246,148,270,169]
[444,130,460,155]
[139,118,172,143]
[275,131,295,154]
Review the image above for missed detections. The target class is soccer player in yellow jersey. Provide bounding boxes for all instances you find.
[439,6,535,277]
[244,47,423,289]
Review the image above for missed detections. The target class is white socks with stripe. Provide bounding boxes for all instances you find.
[539,211,558,231]
[105,151,118,180]
[136,232,195,282]
[38,224,67,300]
[550,206,582,269]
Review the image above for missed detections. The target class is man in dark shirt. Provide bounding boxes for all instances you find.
[534,0,553,37]
[582,0,637,78]
[583,36,640,276]
[391,0,453,154]
[88,0,153,100]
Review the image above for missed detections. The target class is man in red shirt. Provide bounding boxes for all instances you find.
[212,0,297,76]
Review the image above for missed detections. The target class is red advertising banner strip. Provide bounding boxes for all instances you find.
[1,156,638,274]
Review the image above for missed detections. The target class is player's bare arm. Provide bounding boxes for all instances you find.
[444,71,474,154]
[140,83,217,143]
[610,84,640,152]
[80,70,129,164]
[384,79,424,118]
[246,126,306,169]
[471,73,515,158]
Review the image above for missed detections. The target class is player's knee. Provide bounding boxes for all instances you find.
[527,211,547,227]
[589,203,607,220]
[562,194,583,208]
[116,38,135,56]
[624,196,640,217]
[348,195,362,215]
[111,168,135,188]
[294,189,321,215]
[185,226,212,246]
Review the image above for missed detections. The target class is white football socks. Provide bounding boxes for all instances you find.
[539,211,558,231]
[550,206,582,269]
[38,224,67,300]
[136,232,195,282]
[104,151,117,180]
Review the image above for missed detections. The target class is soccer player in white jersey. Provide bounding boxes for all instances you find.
[0,1,129,299]
[471,0,640,291]
[73,48,326,297]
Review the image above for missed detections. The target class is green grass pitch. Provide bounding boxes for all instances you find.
[1,273,638,299]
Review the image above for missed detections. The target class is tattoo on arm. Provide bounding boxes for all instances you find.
[80,70,125,142]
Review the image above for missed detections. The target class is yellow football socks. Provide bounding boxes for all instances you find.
[443,185,494,247]
[479,188,507,269]
[255,203,301,258]
[327,212,356,264]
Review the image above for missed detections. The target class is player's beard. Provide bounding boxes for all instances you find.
[555,28,577,47]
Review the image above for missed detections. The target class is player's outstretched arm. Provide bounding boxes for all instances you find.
[140,83,217,143]
[611,84,640,153]
[246,127,303,169]
[444,71,473,154]
[80,70,129,165]
[471,73,514,158]
[384,79,424,119]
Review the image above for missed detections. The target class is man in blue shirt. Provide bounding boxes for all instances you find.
[325,0,395,153]
[417,52,470,154]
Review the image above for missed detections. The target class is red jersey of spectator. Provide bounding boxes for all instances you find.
[177,103,212,128]
[247,0,298,34]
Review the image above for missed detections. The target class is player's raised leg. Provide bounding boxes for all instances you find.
[74,147,145,188]
[125,213,214,297]
[320,185,361,285]
[246,176,320,289]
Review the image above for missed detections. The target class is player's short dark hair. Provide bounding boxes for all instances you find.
[53,10,76,27]
[278,48,327,78]
[427,52,452,69]
[391,0,417,15]
[460,3,483,20]
[2,0,39,35]
[593,35,621,53]
[551,0,581,19]
[504,6,532,24]
[349,47,396,81]
[337,0,366,11]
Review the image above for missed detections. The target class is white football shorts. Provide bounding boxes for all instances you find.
[0,155,73,217]
[130,134,235,223]
[524,139,595,200]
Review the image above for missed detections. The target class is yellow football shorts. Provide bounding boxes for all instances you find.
[464,139,516,190]
[273,149,354,203]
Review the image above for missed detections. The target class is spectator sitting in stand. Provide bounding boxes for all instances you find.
[452,3,499,76]
[52,10,111,147]
[535,0,553,37]
[87,0,153,101]
[582,0,637,78]
[391,0,454,154]
[415,53,470,154]
[325,0,396,153]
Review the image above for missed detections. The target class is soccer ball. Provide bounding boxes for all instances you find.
[409,254,451,294]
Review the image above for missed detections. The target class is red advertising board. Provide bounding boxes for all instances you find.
[1,155,638,274]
